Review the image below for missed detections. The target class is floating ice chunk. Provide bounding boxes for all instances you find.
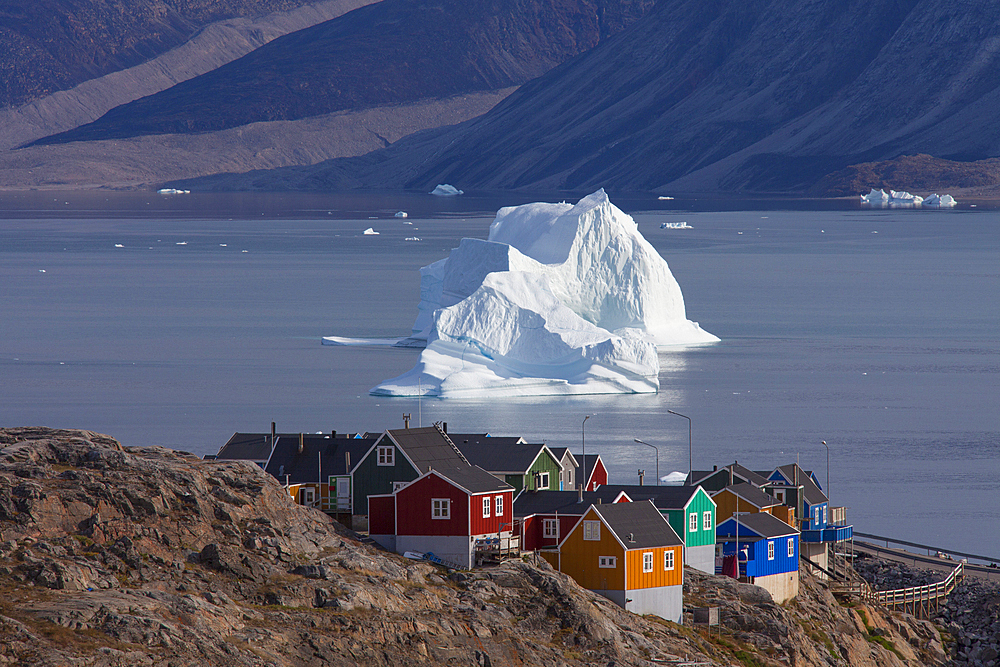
[860,188,890,205]
[371,189,718,397]
[889,190,923,207]
[114,244,124,248]
[657,196,675,200]
[323,336,403,346]
[661,471,688,485]
[430,184,463,196]
[660,222,692,229]
[157,188,190,194]
[175,241,187,245]
[405,237,422,241]
[923,193,957,207]
[363,228,379,235]
[395,211,408,218]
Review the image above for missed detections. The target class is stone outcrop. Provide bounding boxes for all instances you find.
[0,427,948,666]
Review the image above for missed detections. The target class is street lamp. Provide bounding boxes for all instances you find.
[633,439,660,486]
[821,440,830,499]
[580,415,591,491]
[667,410,692,474]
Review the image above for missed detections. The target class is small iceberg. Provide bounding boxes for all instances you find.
[660,222,692,229]
[175,241,188,245]
[157,188,190,195]
[323,336,403,346]
[861,188,926,207]
[657,196,675,201]
[395,211,408,218]
[405,237,422,241]
[363,228,380,235]
[923,193,957,207]
[114,244,124,248]
[661,471,688,485]
[430,184,463,196]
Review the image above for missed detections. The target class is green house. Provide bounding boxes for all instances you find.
[454,442,563,494]
[595,485,717,574]
[350,426,470,516]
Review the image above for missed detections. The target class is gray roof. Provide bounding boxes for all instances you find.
[448,433,527,447]
[772,464,829,504]
[263,435,374,484]
[513,489,625,518]
[454,442,557,475]
[433,465,514,494]
[720,512,798,539]
[593,485,704,510]
[689,463,770,487]
[591,500,683,550]
[713,482,781,509]
[383,426,469,473]
[216,432,274,461]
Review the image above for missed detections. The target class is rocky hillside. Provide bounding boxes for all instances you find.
[0,428,946,666]
[189,0,1000,194]
[30,0,656,146]
[0,0,322,109]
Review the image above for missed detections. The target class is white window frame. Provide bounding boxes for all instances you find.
[787,537,794,558]
[583,520,601,541]
[767,540,775,560]
[377,446,394,466]
[599,556,617,568]
[482,496,491,518]
[543,518,559,539]
[432,498,450,519]
[689,512,698,533]
[537,471,550,490]
[642,552,654,573]
[703,510,712,531]
[823,506,827,524]
[495,495,503,517]
[664,549,675,570]
[775,489,785,503]
[299,487,315,506]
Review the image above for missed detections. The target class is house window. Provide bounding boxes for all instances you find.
[768,540,775,560]
[703,511,712,531]
[823,506,827,524]
[775,489,785,503]
[599,556,617,568]
[377,446,394,466]
[583,521,601,541]
[788,538,794,558]
[299,487,315,506]
[643,552,654,573]
[543,518,559,539]
[537,472,550,490]
[482,496,491,518]
[432,498,450,519]
[495,495,503,516]
[689,512,698,532]
[664,550,675,570]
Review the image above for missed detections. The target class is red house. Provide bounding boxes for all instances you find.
[581,454,608,492]
[369,465,515,569]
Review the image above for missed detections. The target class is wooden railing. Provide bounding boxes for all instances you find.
[833,560,964,618]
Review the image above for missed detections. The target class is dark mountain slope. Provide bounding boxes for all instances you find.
[180,0,1000,194]
[0,0,319,109]
[32,0,655,146]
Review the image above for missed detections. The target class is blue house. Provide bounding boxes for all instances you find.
[764,463,852,578]
[717,513,799,603]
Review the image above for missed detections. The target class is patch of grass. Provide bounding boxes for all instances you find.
[733,649,767,667]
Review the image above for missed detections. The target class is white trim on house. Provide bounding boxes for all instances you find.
[432,498,451,519]
[482,496,491,518]
[664,550,675,570]
[689,512,698,533]
[583,520,601,541]
[599,556,617,568]
[543,518,559,539]
[768,540,775,560]
[642,552,654,573]
[702,510,712,531]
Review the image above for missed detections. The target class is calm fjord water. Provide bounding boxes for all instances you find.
[2,191,998,557]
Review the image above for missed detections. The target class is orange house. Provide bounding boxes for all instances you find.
[542,500,684,622]
[711,483,787,523]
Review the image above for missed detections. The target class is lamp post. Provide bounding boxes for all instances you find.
[667,410,692,475]
[580,415,591,491]
[821,440,830,498]
[633,439,660,485]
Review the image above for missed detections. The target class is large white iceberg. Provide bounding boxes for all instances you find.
[370,190,718,398]
[860,188,936,208]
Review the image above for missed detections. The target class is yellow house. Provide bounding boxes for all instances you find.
[542,500,684,622]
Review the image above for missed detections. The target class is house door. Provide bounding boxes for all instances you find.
[336,478,351,510]
[300,487,316,507]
